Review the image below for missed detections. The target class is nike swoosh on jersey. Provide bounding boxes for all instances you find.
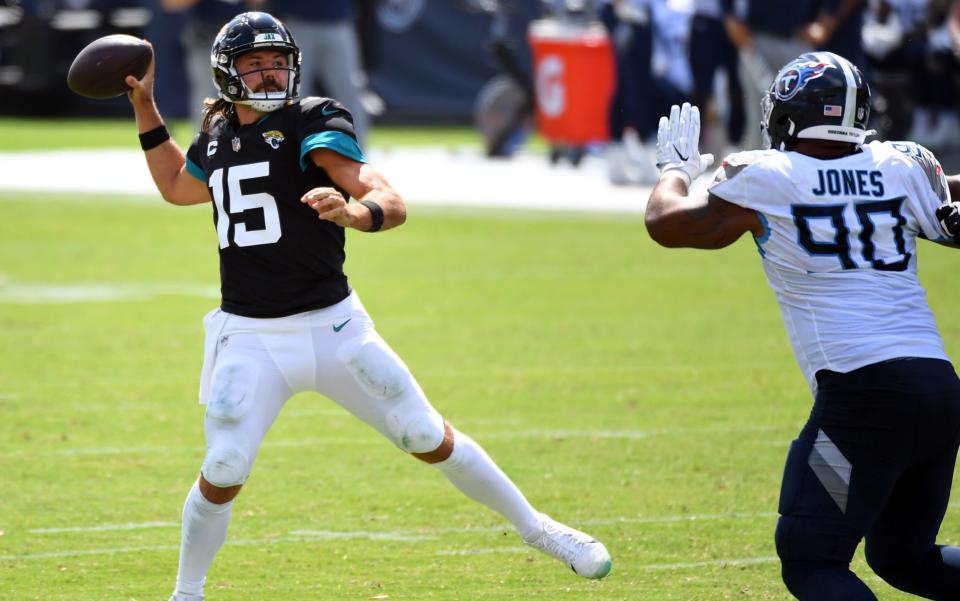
[321,106,338,116]
[333,318,351,332]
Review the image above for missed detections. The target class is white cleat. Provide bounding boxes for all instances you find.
[523,513,612,579]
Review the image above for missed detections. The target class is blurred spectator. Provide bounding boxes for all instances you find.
[601,0,656,184]
[950,0,960,54]
[722,0,839,149]
[269,0,371,146]
[651,0,693,105]
[689,0,744,155]
[353,0,385,117]
[161,0,255,126]
[822,0,868,68]
[142,0,189,118]
[863,0,929,140]
[915,0,958,148]
[354,0,379,75]
[601,0,691,185]
[864,0,960,148]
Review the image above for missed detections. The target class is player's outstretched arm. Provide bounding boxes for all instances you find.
[645,173,761,249]
[304,148,406,232]
[645,102,762,249]
[125,48,209,206]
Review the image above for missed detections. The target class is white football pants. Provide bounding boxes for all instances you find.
[197,292,450,485]
[175,292,542,596]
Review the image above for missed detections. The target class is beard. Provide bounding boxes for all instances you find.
[255,81,283,93]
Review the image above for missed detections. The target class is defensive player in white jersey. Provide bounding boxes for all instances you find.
[645,51,960,600]
[123,12,611,600]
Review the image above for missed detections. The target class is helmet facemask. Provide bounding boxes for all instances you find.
[761,91,800,151]
[224,49,300,113]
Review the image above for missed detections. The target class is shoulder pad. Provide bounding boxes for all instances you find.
[301,96,351,120]
[712,149,778,186]
[888,140,948,202]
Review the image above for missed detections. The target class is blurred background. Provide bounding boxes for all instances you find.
[2,0,960,179]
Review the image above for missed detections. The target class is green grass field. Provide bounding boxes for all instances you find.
[2,123,960,600]
[0,117,501,151]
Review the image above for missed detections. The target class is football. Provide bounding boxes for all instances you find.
[67,34,153,99]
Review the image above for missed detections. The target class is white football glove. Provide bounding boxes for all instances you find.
[656,102,714,185]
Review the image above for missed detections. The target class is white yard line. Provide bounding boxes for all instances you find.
[0,544,181,561]
[0,281,219,303]
[0,147,695,214]
[4,512,780,563]
[8,507,958,566]
[0,425,784,459]
[288,530,435,542]
[29,521,178,534]
[436,546,530,556]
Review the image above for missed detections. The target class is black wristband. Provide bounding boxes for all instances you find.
[360,200,384,232]
[139,124,170,151]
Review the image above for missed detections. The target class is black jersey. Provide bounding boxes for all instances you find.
[185,98,366,318]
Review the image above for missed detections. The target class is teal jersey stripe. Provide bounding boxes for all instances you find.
[300,131,366,171]
[754,211,771,257]
[185,157,205,182]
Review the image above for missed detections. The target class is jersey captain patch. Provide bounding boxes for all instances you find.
[262,130,285,150]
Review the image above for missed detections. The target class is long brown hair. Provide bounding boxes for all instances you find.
[201,97,237,133]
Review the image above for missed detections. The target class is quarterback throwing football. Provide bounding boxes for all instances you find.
[646,52,960,600]
[125,12,611,600]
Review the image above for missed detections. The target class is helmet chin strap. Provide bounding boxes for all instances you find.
[243,98,289,112]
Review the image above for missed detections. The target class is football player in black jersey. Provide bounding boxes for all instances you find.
[125,12,611,600]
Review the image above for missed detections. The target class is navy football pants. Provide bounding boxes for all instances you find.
[775,358,960,600]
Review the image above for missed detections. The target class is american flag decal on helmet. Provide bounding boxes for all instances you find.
[823,105,842,117]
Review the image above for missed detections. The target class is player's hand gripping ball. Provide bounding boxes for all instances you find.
[67,34,153,99]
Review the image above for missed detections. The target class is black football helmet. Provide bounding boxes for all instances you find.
[210,12,301,112]
[761,52,871,151]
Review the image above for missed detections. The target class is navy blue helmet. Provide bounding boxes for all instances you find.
[761,52,871,151]
[210,12,301,112]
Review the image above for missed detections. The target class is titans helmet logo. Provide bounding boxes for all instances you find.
[775,61,832,101]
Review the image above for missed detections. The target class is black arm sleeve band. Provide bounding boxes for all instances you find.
[360,199,384,232]
[139,124,171,151]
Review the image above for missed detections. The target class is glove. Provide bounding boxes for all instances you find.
[656,102,714,185]
[936,202,960,243]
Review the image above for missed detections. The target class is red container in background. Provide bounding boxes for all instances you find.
[528,19,615,146]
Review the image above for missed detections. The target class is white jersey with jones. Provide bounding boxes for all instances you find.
[709,140,952,391]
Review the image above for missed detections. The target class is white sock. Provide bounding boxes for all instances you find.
[434,429,541,538]
[174,481,234,597]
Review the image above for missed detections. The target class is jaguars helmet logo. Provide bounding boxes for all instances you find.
[261,130,285,150]
[775,61,832,101]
